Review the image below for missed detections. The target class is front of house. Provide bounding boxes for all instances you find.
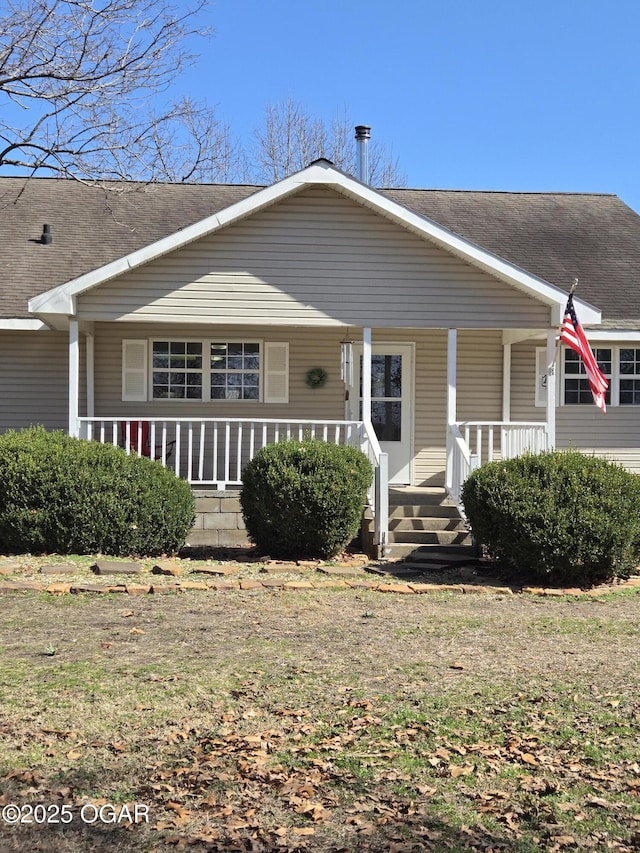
[3,160,640,553]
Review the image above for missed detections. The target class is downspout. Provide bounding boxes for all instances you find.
[354,125,371,184]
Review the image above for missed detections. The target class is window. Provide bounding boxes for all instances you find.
[122,338,288,404]
[210,342,260,400]
[619,348,640,404]
[559,345,640,407]
[152,341,203,399]
[152,340,259,401]
[563,347,611,406]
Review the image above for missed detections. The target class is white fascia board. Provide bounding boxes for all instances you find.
[502,329,547,345]
[502,327,640,347]
[28,159,602,324]
[584,329,640,340]
[0,318,50,330]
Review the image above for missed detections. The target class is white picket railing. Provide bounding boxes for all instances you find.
[446,421,549,514]
[78,417,389,551]
[445,423,473,511]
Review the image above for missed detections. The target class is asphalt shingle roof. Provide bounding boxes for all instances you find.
[383,188,640,324]
[2,175,639,323]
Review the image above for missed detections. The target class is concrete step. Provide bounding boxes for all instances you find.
[389,504,461,519]
[389,517,468,532]
[387,529,473,546]
[384,543,478,562]
[388,488,453,507]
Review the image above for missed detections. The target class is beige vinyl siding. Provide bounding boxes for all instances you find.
[457,330,505,468]
[78,187,550,330]
[457,331,504,422]
[511,339,640,473]
[0,331,69,431]
[510,339,545,423]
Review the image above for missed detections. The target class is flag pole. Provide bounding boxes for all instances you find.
[549,277,578,373]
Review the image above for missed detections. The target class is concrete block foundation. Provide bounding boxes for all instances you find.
[186,490,249,548]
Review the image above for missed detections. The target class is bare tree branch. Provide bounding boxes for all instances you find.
[249,98,407,187]
[0,0,242,185]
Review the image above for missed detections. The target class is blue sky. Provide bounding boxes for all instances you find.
[176,0,640,210]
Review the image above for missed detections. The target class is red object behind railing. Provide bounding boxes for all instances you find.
[120,420,175,460]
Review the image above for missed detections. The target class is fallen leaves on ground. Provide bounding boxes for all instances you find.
[2,689,638,852]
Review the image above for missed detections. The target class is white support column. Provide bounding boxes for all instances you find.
[86,332,95,418]
[447,329,457,425]
[362,327,372,425]
[546,328,557,449]
[68,319,80,437]
[502,341,512,422]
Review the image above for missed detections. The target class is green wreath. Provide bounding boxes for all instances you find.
[306,366,328,388]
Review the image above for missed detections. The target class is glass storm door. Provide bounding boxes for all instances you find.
[349,344,413,485]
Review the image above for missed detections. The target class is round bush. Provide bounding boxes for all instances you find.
[0,427,195,556]
[461,450,640,587]
[240,439,373,559]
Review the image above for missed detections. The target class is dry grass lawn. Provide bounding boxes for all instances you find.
[0,584,638,852]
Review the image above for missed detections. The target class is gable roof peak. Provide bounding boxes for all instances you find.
[307,157,334,168]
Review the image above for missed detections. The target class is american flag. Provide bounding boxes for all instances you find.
[560,293,608,413]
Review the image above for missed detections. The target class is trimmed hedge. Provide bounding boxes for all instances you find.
[461,450,640,586]
[0,427,195,556]
[240,439,373,559]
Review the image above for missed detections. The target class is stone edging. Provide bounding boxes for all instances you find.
[0,576,639,598]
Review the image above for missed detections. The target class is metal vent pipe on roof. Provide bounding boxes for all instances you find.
[41,224,52,245]
[354,125,371,184]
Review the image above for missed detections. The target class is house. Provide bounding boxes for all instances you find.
[2,159,640,556]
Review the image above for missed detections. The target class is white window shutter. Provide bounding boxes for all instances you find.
[264,342,289,403]
[122,340,148,402]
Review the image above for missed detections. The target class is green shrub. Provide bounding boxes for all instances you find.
[240,439,373,559]
[0,426,195,556]
[461,450,640,587]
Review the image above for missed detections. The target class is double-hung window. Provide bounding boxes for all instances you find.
[122,338,288,404]
[557,345,640,407]
[210,342,260,400]
[563,347,611,406]
[151,340,260,400]
[618,348,640,404]
[152,341,203,399]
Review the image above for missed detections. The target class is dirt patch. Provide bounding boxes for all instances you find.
[1,588,638,693]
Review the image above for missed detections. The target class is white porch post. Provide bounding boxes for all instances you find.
[546,328,557,449]
[362,327,372,424]
[445,329,457,489]
[68,319,80,437]
[502,341,512,422]
[86,331,95,418]
[447,329,457,426]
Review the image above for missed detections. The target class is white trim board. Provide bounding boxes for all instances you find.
[0,319,51,330]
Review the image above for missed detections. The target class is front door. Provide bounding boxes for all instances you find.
[349,343,414,485]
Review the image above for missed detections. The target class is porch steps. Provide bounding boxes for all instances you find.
[383,488,476,564]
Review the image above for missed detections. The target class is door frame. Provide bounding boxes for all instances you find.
[347,341,415,486]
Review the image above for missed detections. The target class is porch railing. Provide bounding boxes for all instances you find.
[78,417,389,552]
[446,421,549,514]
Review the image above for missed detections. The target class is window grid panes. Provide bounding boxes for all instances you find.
[564,348,611,405]
[210,342,260,400]
[152,341,203,399]
[619,348,640,404]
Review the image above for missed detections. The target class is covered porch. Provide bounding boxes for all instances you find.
[72,326,556,556]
